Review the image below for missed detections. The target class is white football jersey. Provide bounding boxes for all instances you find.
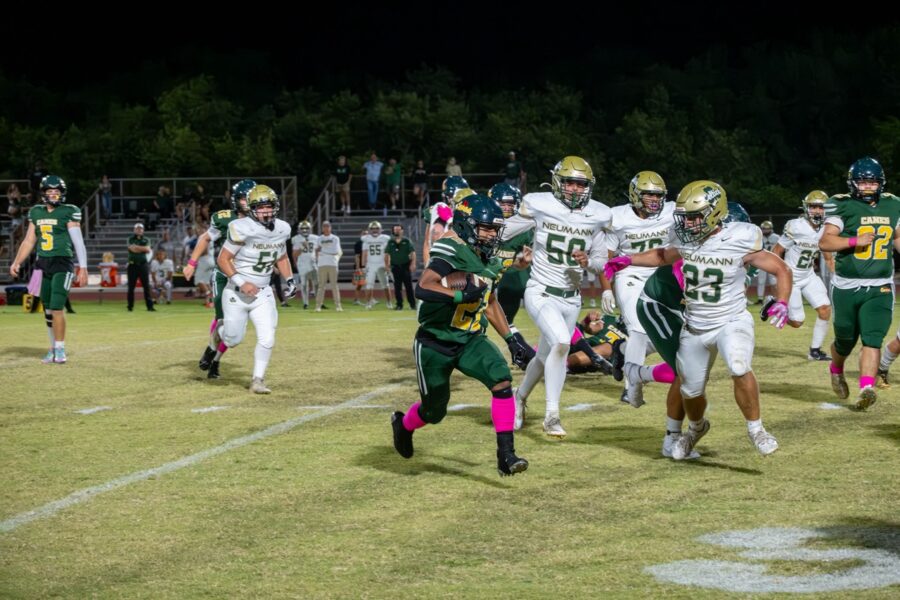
[762,231,779,252]
[226,217,291,287]
[150,258,174,282]
[675,221,763,331]
[291,233,320,269]
[361,233,390,267]
[503,192,611,289]
[777,217,824,282]
[607,202,676,279]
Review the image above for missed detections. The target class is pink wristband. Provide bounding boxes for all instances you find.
[847,237,857,248]
[188,259,198,267]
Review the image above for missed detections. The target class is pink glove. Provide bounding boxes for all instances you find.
[603,256,632,281]
[767,300,789,329]
[672,259,686,291]
[436,203,453,223]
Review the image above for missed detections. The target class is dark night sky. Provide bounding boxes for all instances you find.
[1,3,882,96]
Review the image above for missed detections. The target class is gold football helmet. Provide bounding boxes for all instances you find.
[673,180,728,243]
[628,171,667,217]
[550,156,594,210]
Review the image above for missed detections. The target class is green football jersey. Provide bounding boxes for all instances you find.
[641,264,684,311]
[210,209,239,253]
[581,314,627,347]
[825,193,900,282]
[418,236,504,344]
[28,203,81,258]
[496,229,533,275]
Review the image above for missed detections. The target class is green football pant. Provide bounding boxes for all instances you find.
[413,335,511,424]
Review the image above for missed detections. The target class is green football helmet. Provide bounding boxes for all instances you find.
[452,193,505,259]
[847,157,885,203]
[231,178,256,215]
[673,180,728,244]
[550,156,594,210]
[247,185,279,230]
[628,171,667,217]
[441,175,470,205]
[802,190,828,227]
[488,183,522,219]
[723,201,751,224]
[40,175,67,206]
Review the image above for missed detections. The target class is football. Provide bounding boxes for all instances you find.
[441,272,489,291]
[441,271,472,290]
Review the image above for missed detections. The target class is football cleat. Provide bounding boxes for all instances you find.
[497,449,529,476]
[662,432,700,460]
[542,415,567,439]
[199,346,216,371]
[513,387,527,431]
[250,377,271,394]
[53,348,67,364]
[391,411,414,458]
[807,348,831,361]
[207,360,221,380]
[876,369,890,389]
[41,350,55,364]
[748,427,779,456]
[672,419,709,460]
[855,385,877,411]
[830,372,849,399]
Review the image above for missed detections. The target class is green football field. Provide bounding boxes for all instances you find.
[0,300,898,598]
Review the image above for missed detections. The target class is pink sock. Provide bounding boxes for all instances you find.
[209,319,218,334]
[570,327,584,345]
[829,362,843,375]
[491,396,515,433]
[402,402,426,431]
[651,362,676,384]
[217,341,228,354]
[860,376,875,389]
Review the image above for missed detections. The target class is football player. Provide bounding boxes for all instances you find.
[291,220,319,309]
[601,171,675,407]
[211,185,296,393]
[185,179,256,374]
[763,190,834,361]
[821,157,900,410]
[489,183,536,367]
[422,175,468,266]
[607,181,791,458]
[10,175,88,363]
[392,194,531,476]
[361,220,394,308]
[501,156,612,438]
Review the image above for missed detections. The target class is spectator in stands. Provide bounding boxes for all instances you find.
[363,153,384,209]
[6,183,23,256]
[386,224,416,310]
[314,221,343,312]
[504,151,524,188]
[156,229,176,260]
[154,186,174,220]
[446,157,462,177]
[412,159,429,210]
[385,158,402,211]
[126,223,155,312]
[335,155,352,214]
[99,174,112,219]
[180,225,197,267]
[176,187,192,223]
[28,159,47,204]
[150,249,174,304]
[193,184,211,222]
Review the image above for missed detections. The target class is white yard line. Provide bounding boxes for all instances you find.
[0,383,403,533]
